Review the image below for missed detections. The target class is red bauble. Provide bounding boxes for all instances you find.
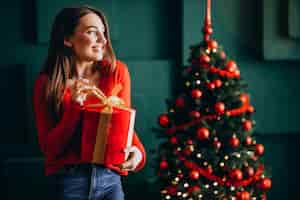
[184,147,192,156]
[229,137,240,148]
[261,194,267,200]
[207,40,218,49]
[260,178,272,190]
[203,26,213,35]
[187,185,201,193]
[189,170,200,180]
[196,127,210,140]
[234,70,241,77]
[186,139,193,145]
[191,89,202,99]
[236,191,250,200]
[158,114,169,127]
[219,51,226,59]
[243,120,252,131]
[207,82,216,90]
[199,54,211,63]
[230,169,243,180]
[240,93,248,104]
[244,166,255,177]
[226,60,238,72]
[213,140,222,149]
[248,105,255,113]
[175,97,185,108]
[213,79,222,88]
[215,102,225,114]
[166,186,177,195]
[189,110,201,119]
[255,144,264,156]
[170,136,178,145]
[245,136,253,145]
[160,160,168,169]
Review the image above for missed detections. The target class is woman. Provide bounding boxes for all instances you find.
[33,6,146,200]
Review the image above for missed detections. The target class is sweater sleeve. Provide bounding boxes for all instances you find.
[117,61,146,171]
[33,74,82,160]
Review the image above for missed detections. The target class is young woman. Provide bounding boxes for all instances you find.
[33,6,146,200]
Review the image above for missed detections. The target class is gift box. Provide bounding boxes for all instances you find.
[80,84,136,165]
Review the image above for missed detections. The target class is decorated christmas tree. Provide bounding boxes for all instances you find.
[154,1,272,199]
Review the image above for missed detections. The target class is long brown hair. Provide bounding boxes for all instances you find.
[42,5,116,121]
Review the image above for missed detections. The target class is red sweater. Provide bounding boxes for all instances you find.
[33,60,146,176]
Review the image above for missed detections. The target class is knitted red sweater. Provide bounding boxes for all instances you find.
[33,60,146,176]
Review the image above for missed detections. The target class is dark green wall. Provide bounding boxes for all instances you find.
[0,0,299,199]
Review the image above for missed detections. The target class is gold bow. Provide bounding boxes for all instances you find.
[84,83,129,113]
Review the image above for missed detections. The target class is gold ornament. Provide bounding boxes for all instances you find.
[185,81,191,87]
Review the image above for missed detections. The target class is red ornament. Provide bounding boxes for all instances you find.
[187,185,201,193]
[175,97,185,108]
[234,70,241,77]
[255,144,264,156]
[199,54,211,64]
[189,111,201,119]
[243,120,252,131]
[226,60,238,72]
[184,147,192,156]
[166,186,177,195]
[261,194,267,200]
[191,89,202,99]
[240,93,248,104]
[158,114,169,127]
[245,136,253,145]
[196,127,210,140]
[215,102,225,114]
[248,105,255,113]
[219,51,226,59]
[230,169,243,180]
[160,160,168,169]
[186,139,193,145]
[229,137,240,148]
[189,170,200,180]
[207,82,216,90]
[207,40,218,49]
[170,136,178,145]
[203,26,213,35]
[213,79,222,88]
[236,191,250,200]
[259,178,272,190]
[213,140,221,149]
[244,166,255,177]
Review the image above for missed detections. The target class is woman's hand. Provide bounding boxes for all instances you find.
[66,78,96,105]
[120,146,142,171]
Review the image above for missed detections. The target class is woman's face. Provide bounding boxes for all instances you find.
[65,13,107,62]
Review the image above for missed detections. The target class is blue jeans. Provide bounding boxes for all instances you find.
[50,164,124,200]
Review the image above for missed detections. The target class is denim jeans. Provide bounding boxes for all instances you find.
[49,164,124,200]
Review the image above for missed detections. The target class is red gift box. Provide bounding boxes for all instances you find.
[80,84,136,165]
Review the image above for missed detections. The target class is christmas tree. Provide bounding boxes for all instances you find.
[154,1,272,199]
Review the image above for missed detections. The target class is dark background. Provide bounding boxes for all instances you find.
[0,0,300,199]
